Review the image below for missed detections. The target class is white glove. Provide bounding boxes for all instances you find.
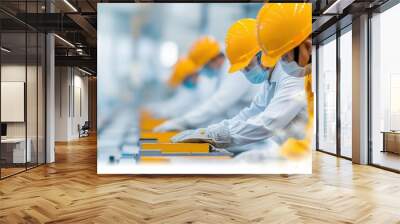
[170,123,231,148]
[170,130,196,142]
[153,119,185,132]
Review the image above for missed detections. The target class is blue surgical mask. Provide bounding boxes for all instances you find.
[201,66,218,78]
[182,77,196,89]
[243,64,269,84]
[280,60,306,77]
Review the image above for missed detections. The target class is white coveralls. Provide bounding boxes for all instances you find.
[154,60,260,131]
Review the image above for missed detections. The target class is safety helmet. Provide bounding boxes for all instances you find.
[188,36,220,70]
[256,3,312,67]
[168,57,197,88]
[225,18,260,73]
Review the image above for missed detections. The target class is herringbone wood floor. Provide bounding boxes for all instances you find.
[1,135,400,224]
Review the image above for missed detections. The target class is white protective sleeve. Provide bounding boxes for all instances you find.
[228,76,306,146]
[180,71,252,128]
[227,81,269,122]
[154,87,197,119]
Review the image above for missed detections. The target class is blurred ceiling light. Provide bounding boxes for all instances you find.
[54,34,75,48]
[1,47,11,53]
[63,0,78,12]
[160,41,178,68]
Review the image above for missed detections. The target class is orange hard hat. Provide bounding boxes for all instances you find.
[168,57,197,88]
[257,3,312,67]
[188,36,220,70]
[225,18,260,73]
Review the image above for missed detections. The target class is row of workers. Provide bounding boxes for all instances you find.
[146,3,314,161]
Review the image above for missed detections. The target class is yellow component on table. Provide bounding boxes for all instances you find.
[181,156,231,160]
[139,109,153,119]
[141,143,210,154]
[140,157,170,164]
[139,155,231,164]
[140,131,179,143]
[139,118,166,131]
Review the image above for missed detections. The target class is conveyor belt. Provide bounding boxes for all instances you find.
[139,131,179,143]
[137,110,233,163]
[99,109,233,165]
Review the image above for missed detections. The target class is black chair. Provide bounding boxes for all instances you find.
[79,121,90,138]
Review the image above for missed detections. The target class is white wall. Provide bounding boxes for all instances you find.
[1,65,37,138]
[55,66,69,141]
[1,64,46,163]
[71,73,89,138]
[55,67,89,141]
[1,65,26,138]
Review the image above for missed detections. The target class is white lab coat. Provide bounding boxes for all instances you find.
[149,86,198,119]
[175,60,261,128]
[149,67,221,120]
[151,68,221,119]
[195,71,220,102]
[214,61,308,147]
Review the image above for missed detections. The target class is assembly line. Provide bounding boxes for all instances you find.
[132,3,314,165]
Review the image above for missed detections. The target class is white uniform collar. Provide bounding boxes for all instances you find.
[269,60,284,83]
[270,60,298,84]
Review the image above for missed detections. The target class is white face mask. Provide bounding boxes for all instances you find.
[243,63,270,84]
[242,51,270,84]
[281,45,311,78]
[280,60,306,77]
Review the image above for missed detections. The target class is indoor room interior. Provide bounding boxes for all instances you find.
[0,0,400,223]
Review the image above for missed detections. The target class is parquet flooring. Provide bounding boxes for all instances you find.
[1,135,400,223]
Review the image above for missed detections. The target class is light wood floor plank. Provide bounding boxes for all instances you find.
[0,135,399,223]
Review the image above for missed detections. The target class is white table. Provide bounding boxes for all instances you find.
[1,138,31,163]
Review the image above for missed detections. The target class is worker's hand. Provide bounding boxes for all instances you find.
[153,120,185,132]
[170,130,197,142]
[171,124,231,148]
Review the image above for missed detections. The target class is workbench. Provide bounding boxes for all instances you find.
[136,111,233,164]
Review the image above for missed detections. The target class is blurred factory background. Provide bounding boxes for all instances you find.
[97,3,263,130]
[1,1,400,222]
[96,3,266,172]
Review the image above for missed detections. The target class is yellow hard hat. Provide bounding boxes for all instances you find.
[168,57,197,88]
[188,36,220,70]
[256,3,312,67]
[225,18,260,73]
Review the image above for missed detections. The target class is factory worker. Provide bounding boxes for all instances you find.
[150,36,225,121]
[170,4,312,154]
[150,36,223,119]
[188,36,224,101]
[153,18,262,132]
[147,57,200,119]
[255,3,314,159]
